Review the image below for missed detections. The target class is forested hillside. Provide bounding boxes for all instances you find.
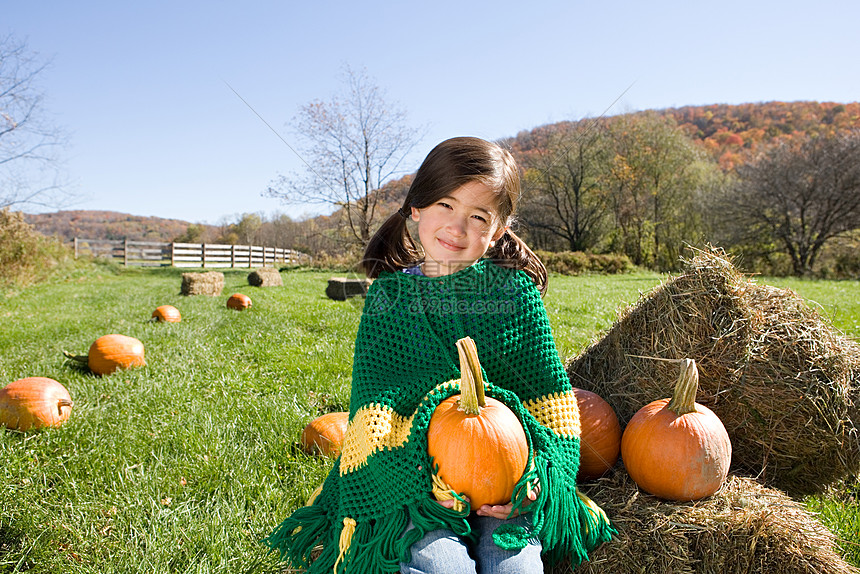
[507,100,860,274]
[511,101,860,170]
[23,210,217,243]
[20,101,860,276]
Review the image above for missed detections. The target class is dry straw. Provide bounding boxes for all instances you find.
[248,267,283,287]
[553,473,858,574]
[180,271,225,296]
[566,246,860,496]
[278,474,858,574]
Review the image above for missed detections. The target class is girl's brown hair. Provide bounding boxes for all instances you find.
[361,136,548,293]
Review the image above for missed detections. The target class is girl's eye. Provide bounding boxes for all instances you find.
[471,214,488,224]
[437,202,452,209]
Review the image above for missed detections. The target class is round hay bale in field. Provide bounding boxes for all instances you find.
[248,267,283,287]
[566,246,860,496]
[551,472,858,574]
[180,271,225,296]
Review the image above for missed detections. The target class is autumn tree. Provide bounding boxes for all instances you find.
[721,130,860,276]
[266,66,421,246]
[215,213,264,245]
[0,35,69,209]
[173,223,208,244]
[604,113,716,269]
[519,120,611,252]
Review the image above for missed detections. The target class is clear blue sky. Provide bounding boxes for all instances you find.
[7,0,860,225]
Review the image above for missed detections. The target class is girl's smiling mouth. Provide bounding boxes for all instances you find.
[437,237,464,251]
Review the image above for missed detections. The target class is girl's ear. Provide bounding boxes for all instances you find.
[411,206,421,222]
[491,225,507,242]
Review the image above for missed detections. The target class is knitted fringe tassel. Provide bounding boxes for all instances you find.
[263,503,336,572]
[264,496,473,573]
[528,456,616,566]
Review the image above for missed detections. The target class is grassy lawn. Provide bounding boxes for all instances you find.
[0,263,857,572]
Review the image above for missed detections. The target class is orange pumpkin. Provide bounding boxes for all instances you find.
[300,411,349,456]
[151,305,181,323]
[65,334,147,376]
[227,293,252,310]
[427,337,529,509]
[621,358,732,501]
[574,388,621,480]
[0,377,73,431]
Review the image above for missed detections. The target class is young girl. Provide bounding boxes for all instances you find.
[265,137,614,573]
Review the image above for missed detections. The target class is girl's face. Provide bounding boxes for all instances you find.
[410,180,506,277]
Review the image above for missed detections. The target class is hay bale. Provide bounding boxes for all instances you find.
[553,473,858,574]
[566,246,860,496]
[180,271,224,296]
[325,277,371,301]
[248,267,283,287]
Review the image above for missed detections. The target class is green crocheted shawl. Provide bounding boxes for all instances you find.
[265,260,614,572]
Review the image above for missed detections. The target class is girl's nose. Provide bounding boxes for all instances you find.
[446,217,466,237]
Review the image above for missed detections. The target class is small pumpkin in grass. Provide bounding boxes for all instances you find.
[227,293,252,310]
[574,387,621,480]
[427,337,529,509]
[300,411,349,456]
[0,377,73,431]
[151,305,181,323]
[64,334,146,376]
[621,358,732,501]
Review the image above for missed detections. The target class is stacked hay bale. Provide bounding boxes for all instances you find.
[567,247,860,497]
[248,267,283,287]
[552,474,858,574]
[180,271,225,296]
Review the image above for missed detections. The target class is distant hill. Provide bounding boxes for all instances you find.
[510,101,860,170]
[23,210,216,243]
[23,102,860,248]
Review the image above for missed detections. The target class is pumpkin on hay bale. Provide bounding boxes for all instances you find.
[248,267,283,287]
[566,246,860,497]
[180,271,225,296]
[548,472,858,574]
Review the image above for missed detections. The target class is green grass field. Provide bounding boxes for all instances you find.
[1,263,857,572]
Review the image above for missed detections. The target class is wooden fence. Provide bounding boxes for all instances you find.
[72,238,309,268]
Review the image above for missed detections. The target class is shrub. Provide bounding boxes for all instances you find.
[0,208,73,287]
[306,250,362,272]
[535,250,635,276]
[816,234,860,280]
[293,249,636,276]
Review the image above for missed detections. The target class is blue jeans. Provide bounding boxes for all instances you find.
[399,515,543,574]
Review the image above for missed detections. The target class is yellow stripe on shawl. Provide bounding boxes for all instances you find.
[339,404,415,474]
[523,390,581,438]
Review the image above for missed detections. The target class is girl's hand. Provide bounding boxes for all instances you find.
[434,496,468,509]
[475,486,538,519]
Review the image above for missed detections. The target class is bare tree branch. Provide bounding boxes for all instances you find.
[265,66,422,246]
[724,130,860,275]
[0,34,71,210]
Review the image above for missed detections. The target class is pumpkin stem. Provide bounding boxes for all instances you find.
[62,350,88,364]
[58,398,73,415]
[455,337,485,415]
[667,358,699,416]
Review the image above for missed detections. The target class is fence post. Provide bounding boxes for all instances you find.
[123,238,129,266]
[202,243,207,268]
[170,243,176,267]
[74,237,79,259]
